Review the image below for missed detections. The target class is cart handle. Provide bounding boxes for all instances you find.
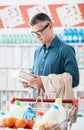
[10,97,78,107]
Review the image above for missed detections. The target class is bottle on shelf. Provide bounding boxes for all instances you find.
[72,28,78,43]
[78,29,83,43]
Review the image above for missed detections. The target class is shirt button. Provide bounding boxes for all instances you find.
[43,59,45,62]
[46,50,48,53]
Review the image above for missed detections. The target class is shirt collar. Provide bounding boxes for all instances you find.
[42,35,59,49]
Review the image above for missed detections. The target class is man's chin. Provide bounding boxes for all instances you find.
[38,39,44,44]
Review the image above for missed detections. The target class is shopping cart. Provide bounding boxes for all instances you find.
[10,97,78,130]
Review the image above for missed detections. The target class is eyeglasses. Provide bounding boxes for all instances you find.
[31,23,49,37]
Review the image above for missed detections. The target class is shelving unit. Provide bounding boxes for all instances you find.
[0,43,39,110]
[0,89,31,110]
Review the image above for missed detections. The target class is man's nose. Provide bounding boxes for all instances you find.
[36,34,41,38]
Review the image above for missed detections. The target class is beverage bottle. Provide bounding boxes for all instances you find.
[78,28,83,43]
[73,28,78,43]
[7,100,25,119]
[68,28,73,43]
[63,28,68,43]
[33,103,67,130]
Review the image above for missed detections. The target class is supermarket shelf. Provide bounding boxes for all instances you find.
[0,43,41,47]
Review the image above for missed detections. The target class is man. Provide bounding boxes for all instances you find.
[20,13,79,98]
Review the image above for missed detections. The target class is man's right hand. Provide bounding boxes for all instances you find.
[19,80,29,88]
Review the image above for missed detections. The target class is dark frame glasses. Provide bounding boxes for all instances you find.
[31,23,49,36]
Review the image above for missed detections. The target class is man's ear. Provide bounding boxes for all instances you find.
[49,23,53,29]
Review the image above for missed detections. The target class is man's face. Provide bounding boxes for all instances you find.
[31,22,51,44]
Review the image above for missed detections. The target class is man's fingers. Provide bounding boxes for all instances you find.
[30,74,38,78]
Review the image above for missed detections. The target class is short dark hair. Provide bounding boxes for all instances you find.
[30,13,52,26]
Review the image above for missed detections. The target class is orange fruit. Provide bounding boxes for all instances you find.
[5,117,17,128]
[15,119,26,128]
[26,120,35,129]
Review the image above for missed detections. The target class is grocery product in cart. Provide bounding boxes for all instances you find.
[23,106,35,120]
[33,102,67,130]
[6,100,25,119]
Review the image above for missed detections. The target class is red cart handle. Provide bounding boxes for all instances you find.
[10,97,78,107]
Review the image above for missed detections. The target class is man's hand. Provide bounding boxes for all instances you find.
[19,80,29,88]
[19,74,43,89]
[28,74,43,89]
